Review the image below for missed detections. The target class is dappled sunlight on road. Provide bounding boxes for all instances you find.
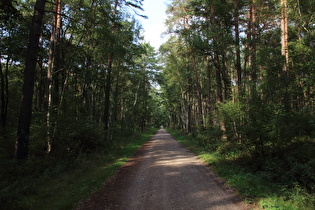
[118,129,249,210]
[78,129,249,210]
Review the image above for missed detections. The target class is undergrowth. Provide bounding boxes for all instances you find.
[169,129,315,210]
[0,128,157,210]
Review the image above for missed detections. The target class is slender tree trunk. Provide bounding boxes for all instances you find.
[222,51,231,101]
[0,61,5,128]
[16,0,46,159]
[0,57,9,128]
[112,66,122,128]
[281,0,289,73]
[206,56,213,126]
[281,0,290,110]
[5,60,9,126]
[47,0,62,153]
[104,54,112,131]
[234,0,242,96]
[214,54,223,104]
[191,55,204,128]
[46,10,55,154]
[251,3,257,81]
[187,92,192,133]
[248,2,257,96]
[209,0,226,136]
[243,3,252,83]
[209,1,223,104]
[53,0,62,105]
[104,0,118,132]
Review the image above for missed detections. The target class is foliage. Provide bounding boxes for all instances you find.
[0,0,162,159]
[170,129,315,209]
[162,3,315,208]
[0,128,157,209]
[1,0,315,208]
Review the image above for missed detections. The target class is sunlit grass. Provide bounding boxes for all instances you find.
[168,129,315,210]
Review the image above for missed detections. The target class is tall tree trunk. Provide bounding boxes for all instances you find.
[187,92,192,133]
[112,66,122,129]
[47,0,62,153]
[243,3,252,84]
[214,54,223,104]
[0,57,9,128]
[281,0,289,73]
[251,3,257,80]
[210,0,226,135]
[209,1,223,104]
[104,0,118,132]
[206,55,213,126]
[104,54,112,131]
[16,0,46,159]
[0,63,5,128]
[222,51,232,101]
[191,55,204,128]
[234,0,242,97]
[249,2,257,97]
[53,0,62,106]
[281,0,290,110]
[46,8,55,154]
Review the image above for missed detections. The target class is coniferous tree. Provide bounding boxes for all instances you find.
[16,0,47,159]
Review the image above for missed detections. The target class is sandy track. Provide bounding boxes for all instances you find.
[77,129,250,210]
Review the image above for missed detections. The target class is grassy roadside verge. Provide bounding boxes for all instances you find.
[168,129,315,210]
[0,128,157,210]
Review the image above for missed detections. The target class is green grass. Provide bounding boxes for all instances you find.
[0,128,157,210]
[169,129,315,210]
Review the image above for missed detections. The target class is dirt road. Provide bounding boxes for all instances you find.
[78,129,250,210]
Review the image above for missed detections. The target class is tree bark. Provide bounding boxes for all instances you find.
[281,0,290,110]
[47,0,62,153]
[222,51,231,101]
[251,3,257,81]
[234,0,242,96]
[214,54,223,104]
[0,57,9,128]
[16,0,46,159]
[206,55,213,126]
[0,62,5,128]
[243,3,252,82]
[104,0,118,132]
[53,0,62,106]
[281,0,289,73]
[191,55,204,128]
[104,54,112,131]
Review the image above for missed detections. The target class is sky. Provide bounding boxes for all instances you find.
[139,0,171,50]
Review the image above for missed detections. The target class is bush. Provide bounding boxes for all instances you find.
[52,119,105,158]
[219,101,245,143]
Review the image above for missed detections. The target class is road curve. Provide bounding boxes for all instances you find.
[77,129,250,210]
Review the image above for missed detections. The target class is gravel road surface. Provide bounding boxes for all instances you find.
[77,129,250,210]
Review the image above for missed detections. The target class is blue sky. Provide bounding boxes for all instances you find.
[140,0,171,49]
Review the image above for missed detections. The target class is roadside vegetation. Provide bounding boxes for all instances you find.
[0,128,156,209]
[161,1,315,209]
[2,1,315,209]
[1,1,160,209]
[169,129,315,209]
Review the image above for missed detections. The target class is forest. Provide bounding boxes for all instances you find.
[1,0,314,209]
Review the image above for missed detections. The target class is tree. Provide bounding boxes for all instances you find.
[16,0,47,159]
[281,0,289,73]
[46,0,62,153]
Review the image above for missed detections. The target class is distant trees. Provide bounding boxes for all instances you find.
[161,0,315,155]
[3,0,315,161]
[1,0,161,159]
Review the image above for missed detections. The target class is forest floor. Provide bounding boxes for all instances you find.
[77,129,252,210]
